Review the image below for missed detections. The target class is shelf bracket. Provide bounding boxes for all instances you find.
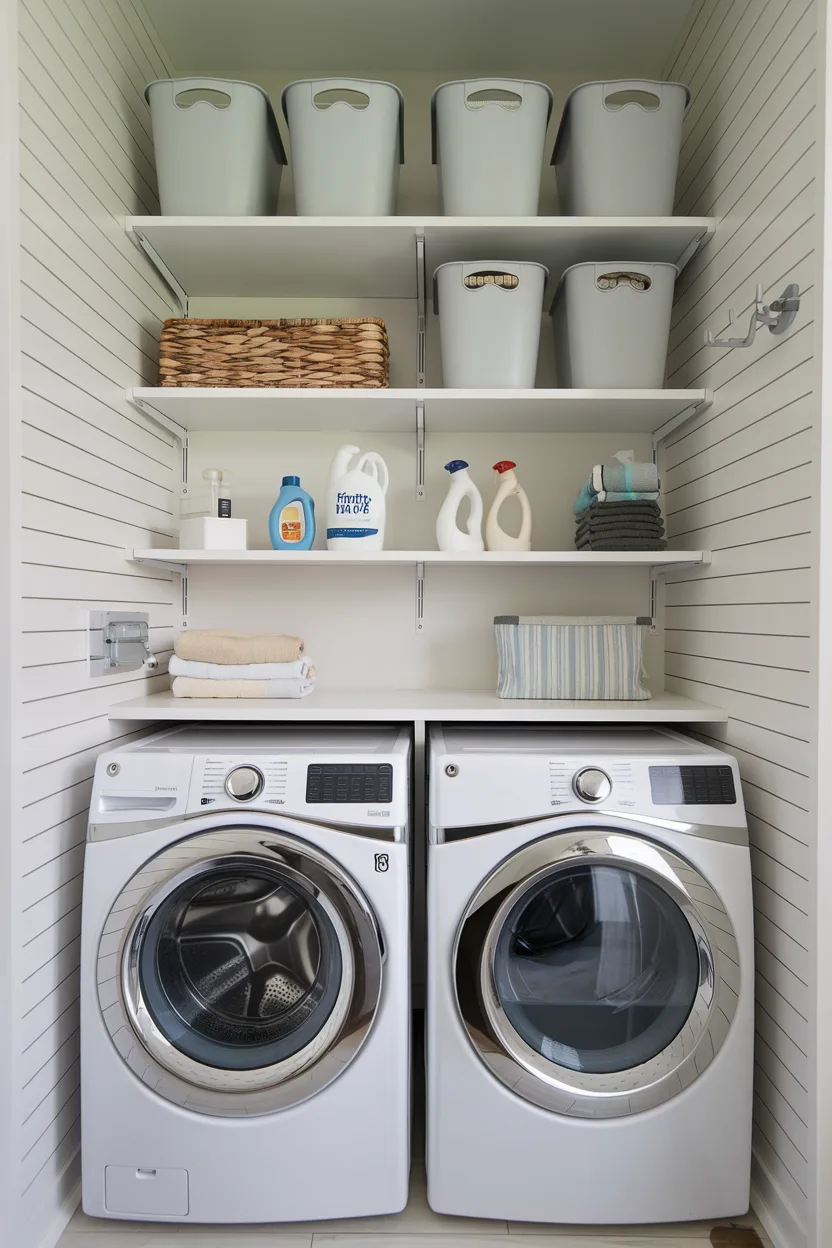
[651,390,714,451]
[648,552,711,635]
[128,392,189,444]
[676,224,714,274]
[127,225,189,317]
[415,233,427,388]
[416,401,426,501]
[415,561,425,635]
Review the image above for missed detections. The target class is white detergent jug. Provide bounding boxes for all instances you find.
[326,445,389,551]
[436,459,484,552]
[486,460,532,551]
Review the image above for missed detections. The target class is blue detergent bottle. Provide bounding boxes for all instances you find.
[269,476,316,550]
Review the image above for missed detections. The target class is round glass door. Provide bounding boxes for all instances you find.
[98,827,383,1117]
[455,830,739,1118]
[139,864,344,1072]
[491,863,701,1076]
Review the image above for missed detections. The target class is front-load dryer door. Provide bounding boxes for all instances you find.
[455,827,740,1118]
[98,824,383,1116]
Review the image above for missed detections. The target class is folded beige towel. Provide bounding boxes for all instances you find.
[172,676,315,699]
[174,629,305,666]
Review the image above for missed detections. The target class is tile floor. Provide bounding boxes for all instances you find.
[59,1162,772,1248]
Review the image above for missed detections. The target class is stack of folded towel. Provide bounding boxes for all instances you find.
[170,630,316,699]
[573,450,666,551]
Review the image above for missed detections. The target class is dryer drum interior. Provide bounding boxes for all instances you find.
[455,830,739,1118]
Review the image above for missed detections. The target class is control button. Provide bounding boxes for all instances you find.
[573,767,612,803]
[224,765,264,802]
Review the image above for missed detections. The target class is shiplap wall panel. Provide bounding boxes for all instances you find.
[15,2,175,1240]
[664,4,817,1243]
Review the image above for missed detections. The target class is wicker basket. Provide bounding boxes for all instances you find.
[158,318,390,388]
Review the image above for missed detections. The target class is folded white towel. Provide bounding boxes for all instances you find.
[172,676,316,699]
[169,655,315,681]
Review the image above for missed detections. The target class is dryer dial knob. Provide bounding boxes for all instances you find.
[225,765,264,802]
[573,767,612,803]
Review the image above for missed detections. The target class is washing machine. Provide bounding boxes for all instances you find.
[427,725,753,1225]
[81,724,411,1224]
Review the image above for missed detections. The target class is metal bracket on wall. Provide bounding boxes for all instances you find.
[651,390,714,457]
[648,553,711,635]
[705,283,800,350]
[416,402,426,500]
[128,392,189,445]
[415,233,427,388]
[415,561,425,635]
[127,225,188,318]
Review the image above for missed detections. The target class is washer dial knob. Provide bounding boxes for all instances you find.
[225,765,264,802]
[573,767,612,803]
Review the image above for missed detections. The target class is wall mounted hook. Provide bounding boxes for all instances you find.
[705,283,800,349]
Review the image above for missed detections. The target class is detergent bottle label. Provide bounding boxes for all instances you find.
[280,504,304,543]
[327,490,378,539]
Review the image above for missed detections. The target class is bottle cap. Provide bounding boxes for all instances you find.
[202,468,221,482]
[282,475,300,486]
[444,459,469,473]
[493,460,517,474]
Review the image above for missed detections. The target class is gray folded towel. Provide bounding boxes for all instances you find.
[576,519,665,537]
[576,535,668,551]
[576,501,663,523]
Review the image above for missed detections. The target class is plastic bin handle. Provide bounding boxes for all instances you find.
[464,81,524,109]
[312,86,371,110]
[602,81,667,111]
[301,79,405,161]
[170,79,234,108]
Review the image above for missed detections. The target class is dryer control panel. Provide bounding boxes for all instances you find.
[306,763,393,804]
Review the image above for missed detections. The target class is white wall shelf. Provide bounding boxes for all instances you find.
[128,387,713,437]
[129,548,708,570]
[108,689,727,724]
[126,216,715,303]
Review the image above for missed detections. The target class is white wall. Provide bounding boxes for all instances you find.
[661,3,819,1246]
[14,2,178,1243]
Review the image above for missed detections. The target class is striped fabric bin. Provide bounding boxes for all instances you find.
[494,615,651,700]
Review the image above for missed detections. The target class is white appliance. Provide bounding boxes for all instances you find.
[427,725,753,1225]
[81,725,411,1224]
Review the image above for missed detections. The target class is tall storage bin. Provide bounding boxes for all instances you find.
[282,79,404,215]
[432,79,553,215]
[552,262,677,389]
[434,261,548,388]
[494,615,651,700]
[146,78,286,216]
[552,80,690,216]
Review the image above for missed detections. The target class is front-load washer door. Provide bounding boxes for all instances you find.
[455,828,740,1118]
[98,826,383,1117]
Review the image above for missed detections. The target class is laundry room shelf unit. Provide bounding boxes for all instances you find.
[128,549,710,570]
[126,216,716,306]
[108,690,728,724]
[127,387,713,438]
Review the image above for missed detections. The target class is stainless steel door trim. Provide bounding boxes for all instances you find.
[89,812,403,843]
[97,827,383,1117]
[434,809,748,847]
[454,828,740,1119]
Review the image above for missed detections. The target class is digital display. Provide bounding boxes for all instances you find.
[649,765,736,806]
[306,763,393,804]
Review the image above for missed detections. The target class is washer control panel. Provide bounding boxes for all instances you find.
[650,764,737,805]
[306,763,393,804]
[573,767,612,803]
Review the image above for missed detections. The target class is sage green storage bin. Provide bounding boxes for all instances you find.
[146,78,286,216]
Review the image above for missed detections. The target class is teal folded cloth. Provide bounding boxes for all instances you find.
[573,482,660,514]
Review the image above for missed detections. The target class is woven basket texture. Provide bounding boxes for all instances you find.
[158,317,390,388]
